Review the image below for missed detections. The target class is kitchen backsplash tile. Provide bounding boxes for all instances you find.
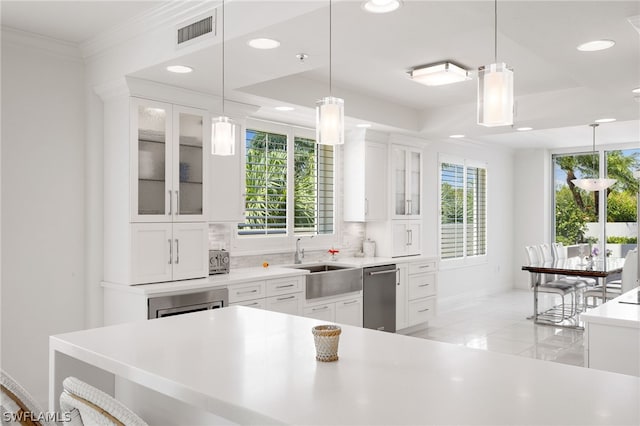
[209,222,367,269]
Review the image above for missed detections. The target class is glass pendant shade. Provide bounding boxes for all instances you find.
[316,96,344,145]
[211,116,236,156]
[571,178,617,191]
[477,62,514,127]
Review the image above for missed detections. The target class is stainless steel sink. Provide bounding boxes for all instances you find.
[291,263,363,299]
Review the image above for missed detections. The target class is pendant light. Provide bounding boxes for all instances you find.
[477,0,514,127]
[571,124,617,191]
[212,0,236,156]
[316,0,344,145]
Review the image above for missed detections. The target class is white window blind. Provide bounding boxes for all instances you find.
[440,160,487,260]
[239,127,335,237]
[239,129,288,235]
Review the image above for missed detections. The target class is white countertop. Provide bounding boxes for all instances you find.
[102,256,433,296]
[581,287,640,328]
[51,306,639,425]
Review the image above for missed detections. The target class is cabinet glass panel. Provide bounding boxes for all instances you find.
[138,105,168,215]
[410,151,421,215]
[394,149,407,215]
[177,112,204,215]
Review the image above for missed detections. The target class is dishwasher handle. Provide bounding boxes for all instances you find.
[368,268,399,276]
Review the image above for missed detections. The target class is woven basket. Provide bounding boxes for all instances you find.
[312,325,341,362]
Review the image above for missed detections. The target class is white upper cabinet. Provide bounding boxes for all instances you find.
[344,131,388,222]
[131,98,209,222]
[391,145,422,219]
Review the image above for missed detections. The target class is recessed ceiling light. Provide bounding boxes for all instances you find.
[576,39,615,51]
[247,38,280,49]
[409,62,471,87]
[362,0,402,14]
[356,123,372,128]
[275,106,294,111]
[449,134,465,139]
[166,65,193,73]
[632,87,640,94]
[594,118,616,123]
[517,127,533,131]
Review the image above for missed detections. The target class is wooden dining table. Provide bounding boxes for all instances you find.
[522,256,625,328]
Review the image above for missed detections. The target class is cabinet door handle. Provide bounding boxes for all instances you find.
[418,283,430,287]
[418,308,430,313]
[365,198,369,215]
[342,300,357,305]
[277,295,296,301]
[168,239,172,264]
[167,190,172,215]
[407,199,412,214]
[276,284,295,289]
[408,229,413,246]
[175,239,179,264]
[312,306,329,311]
[237,289,258,295]
[245,302,259,307]
[419,265,432,269]
[175,190,179,215]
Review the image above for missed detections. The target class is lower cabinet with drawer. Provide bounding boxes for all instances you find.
[228,276,305,316]
[303,294,363,327]
[401,258,437,329]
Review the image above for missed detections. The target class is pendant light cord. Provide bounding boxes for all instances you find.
[221,0,226,116]
[494,0,498,63]
[329,0,332,95]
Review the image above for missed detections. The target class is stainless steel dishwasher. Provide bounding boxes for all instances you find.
[363,264,397,332]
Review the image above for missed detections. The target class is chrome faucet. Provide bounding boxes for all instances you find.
[295,238,304,264]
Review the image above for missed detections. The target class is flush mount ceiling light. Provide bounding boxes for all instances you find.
[478,0,514,127]
[577,39,615,51]
[571,123,617,191]
[409,62,471,87]
[362,0,402,14]
[316,0,344,146]
[594,117,616,123]
[517,127,533,131]
[633,87,640,94]
[247,38,280,49]
[449,134,465,139]
[212,0,237,156]
[166,65,193,73]
[275,106,295,111]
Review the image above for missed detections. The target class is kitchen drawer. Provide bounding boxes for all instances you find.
[303,303,335,322]
[229,299,266,310]
[408,273,436,300]
[409,260,437,275]
[266,276,304,297]
[408,297,436,326]
[266,293,303,316]
[228,281,266,303]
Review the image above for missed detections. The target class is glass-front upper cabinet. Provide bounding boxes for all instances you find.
[392,145,422,218]
[132,99,208,222]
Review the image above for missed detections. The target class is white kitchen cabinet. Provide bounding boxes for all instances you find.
[131,98,209,223]
[228,276,304,316]
[390,221,422,257]
[266,293,303,316]
[396,264,408,330]
[335,298,363,327]
[391,145,422,219]
[131,223,208,284]
[304,303,335,322]
[229,299,266,310]
[405,259,437,328]
[343,131,388,222]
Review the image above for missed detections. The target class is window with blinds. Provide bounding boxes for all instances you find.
[238,128,335,237]
[440,161,487,260]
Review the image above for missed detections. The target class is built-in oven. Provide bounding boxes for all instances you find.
[147,288,228,319]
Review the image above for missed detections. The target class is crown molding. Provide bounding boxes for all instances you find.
[1,27,82,62]
[80,1,217,60]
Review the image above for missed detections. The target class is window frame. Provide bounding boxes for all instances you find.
[231,119,340,255]
[438,154,488,268]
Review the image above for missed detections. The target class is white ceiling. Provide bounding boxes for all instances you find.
[2,0,639,149]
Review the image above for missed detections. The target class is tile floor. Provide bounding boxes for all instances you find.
[408,289,586,367]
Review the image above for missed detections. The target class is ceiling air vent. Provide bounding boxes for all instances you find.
[177,15,214,45]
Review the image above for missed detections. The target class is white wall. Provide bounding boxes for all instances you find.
[1,30,86,408]
[513,149,551,289]
[422,139,516,302]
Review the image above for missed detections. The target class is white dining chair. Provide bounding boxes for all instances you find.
[551,243,597,286]
[525,245,576,322]
[584,248,638,308]
[1,369,58,426]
